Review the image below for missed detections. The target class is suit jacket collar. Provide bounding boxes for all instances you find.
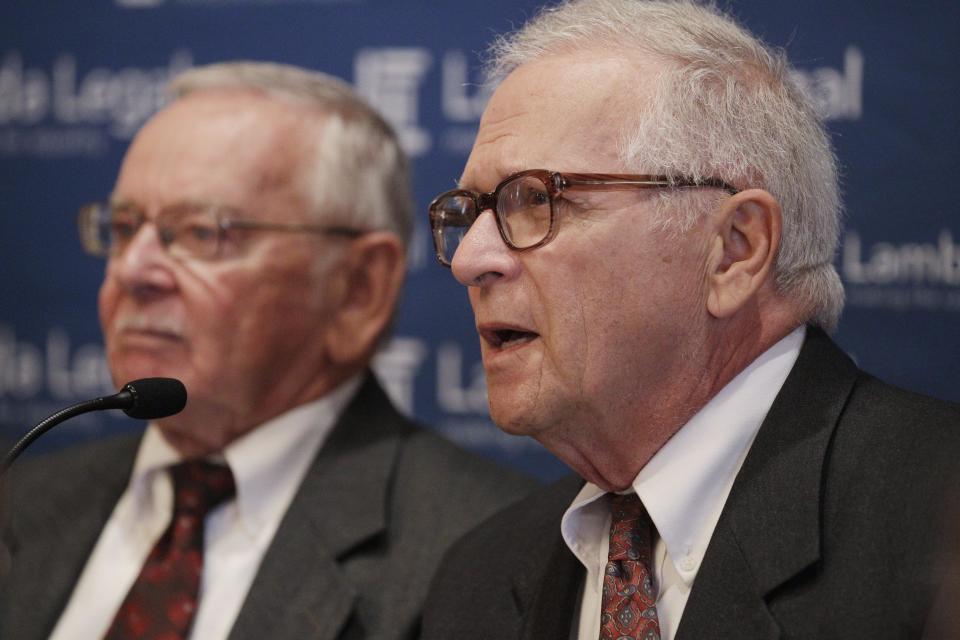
[1,434,139,640]
[228,372,408,640]
[675,327,858,639]
[509,328,859,640]
[500,474,585,640]
[3,373,405,640]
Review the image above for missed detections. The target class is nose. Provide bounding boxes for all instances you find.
[106,222,177,297]
[450,210,520,287]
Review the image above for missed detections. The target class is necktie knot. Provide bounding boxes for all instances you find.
[600,492,660,640]
[607,493,652,563]
[103,459,235,640]
[170,459,235,517]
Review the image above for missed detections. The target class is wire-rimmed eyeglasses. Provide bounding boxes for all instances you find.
[427,169,739,267]
[78,201,365,261]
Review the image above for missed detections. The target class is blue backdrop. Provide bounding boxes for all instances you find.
[1,0,958,481]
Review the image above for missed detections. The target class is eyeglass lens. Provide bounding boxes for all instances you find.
[86,204,224,260]
[497,174,552,248]
[432,194,476,267]
[432,173,553,265]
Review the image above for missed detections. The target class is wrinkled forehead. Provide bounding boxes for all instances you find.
[115,90,321,217]
[463,50,662,188]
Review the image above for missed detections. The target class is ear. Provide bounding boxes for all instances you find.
[323,232,405,365]
[705,188,781,319]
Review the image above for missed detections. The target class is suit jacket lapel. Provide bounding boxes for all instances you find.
[507,475,584,640]
[228,374,404,640]
[520,538,584,640]
[1,436,138,640]
[677,328,859,639]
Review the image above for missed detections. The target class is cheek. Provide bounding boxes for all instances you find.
[467,287,483,320]
[226,296,285,353]
[533,248,617,353]
[535,247,672,394]
[187,277,244,345]
[207,259,322,358]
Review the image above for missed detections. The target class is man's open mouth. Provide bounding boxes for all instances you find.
[481,326,539,349]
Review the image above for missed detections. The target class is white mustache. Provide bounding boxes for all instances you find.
[114,313,184,337]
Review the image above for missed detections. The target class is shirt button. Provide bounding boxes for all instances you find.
[680,557,695,571]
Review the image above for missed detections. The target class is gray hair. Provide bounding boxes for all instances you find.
[488,0,844,331]
[170,61,413,249]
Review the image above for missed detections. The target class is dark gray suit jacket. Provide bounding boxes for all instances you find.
[422,328,960,639]
[0,374,536,640]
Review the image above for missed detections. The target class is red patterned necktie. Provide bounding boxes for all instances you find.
[103,459,235,640]
[599,493,660,640]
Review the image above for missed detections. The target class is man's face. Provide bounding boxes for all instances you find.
[451,53,715,455]
[99,90,339,454]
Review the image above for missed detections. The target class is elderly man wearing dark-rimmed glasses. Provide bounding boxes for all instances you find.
[422,1,960,639]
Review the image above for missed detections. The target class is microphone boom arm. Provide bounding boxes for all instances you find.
[0,394,126,475]
[0,378,186,477]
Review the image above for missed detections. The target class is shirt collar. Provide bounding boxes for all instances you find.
[562,326,805,585]
[128,373,364,538]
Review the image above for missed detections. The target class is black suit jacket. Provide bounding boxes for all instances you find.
[0,374,537,640]
[422,328,960,639]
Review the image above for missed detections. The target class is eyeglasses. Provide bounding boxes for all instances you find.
[428,169,739,266]
[78,201,365,261]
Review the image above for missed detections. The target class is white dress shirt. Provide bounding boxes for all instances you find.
[562,327,805,640]
[50,375,362,640]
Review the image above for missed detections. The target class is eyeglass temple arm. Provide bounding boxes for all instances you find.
[558,173,739,195]
[224,220,366,237]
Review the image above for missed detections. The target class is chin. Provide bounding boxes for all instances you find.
[107,339,189,378]
[488,402,546,438]
[110,360,185,389]
[155,418,216,457]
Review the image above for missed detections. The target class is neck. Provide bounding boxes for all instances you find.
[158,363,362,458]
[541,311,800,492]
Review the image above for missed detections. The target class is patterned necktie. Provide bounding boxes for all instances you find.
[599,493,660,640]
[103,459,235,640]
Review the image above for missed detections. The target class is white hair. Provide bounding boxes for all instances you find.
[170,61,413,248]
[488,0,845,331]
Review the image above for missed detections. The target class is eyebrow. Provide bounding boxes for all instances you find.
[457,164,528,191]
[104,197,247,218]
[107,194,137,209]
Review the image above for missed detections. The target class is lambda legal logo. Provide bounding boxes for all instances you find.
[791,46,864,121]
[0,50,193,158]
[842,230,960,312]
[353,47,494,158]
[844,230,960,286]
[354,48,433,156]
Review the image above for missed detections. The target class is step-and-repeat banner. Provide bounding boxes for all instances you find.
[1,0,958,480]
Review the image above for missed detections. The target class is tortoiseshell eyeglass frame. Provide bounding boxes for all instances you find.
[428,169,740,267]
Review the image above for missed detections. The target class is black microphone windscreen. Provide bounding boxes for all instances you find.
[121,378,187,420]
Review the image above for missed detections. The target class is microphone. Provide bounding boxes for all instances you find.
[0,378,187,476]
[113,377,188,420]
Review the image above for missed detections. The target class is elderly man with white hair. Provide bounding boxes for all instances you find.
[0,61,533,640]
[422,1,960,638]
